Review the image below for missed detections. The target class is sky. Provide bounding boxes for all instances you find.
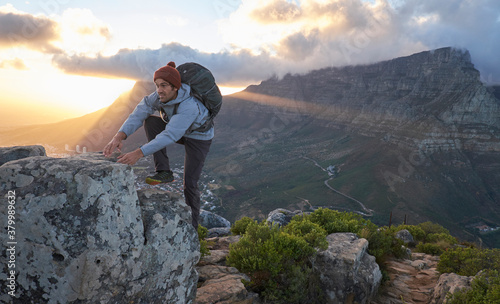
[1,0,499,126]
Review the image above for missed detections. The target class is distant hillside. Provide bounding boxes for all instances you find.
[0,82,154,153]
[206,47,500,247]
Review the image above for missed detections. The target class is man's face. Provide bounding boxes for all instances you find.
[155,79,178,103]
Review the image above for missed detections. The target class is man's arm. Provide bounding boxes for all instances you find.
[103,131,127,157]
[103,131,144,166]
[116,148,144,165]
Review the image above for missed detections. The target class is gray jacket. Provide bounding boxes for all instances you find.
[119,83,214,156]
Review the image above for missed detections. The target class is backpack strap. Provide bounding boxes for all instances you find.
[159,103,180,124]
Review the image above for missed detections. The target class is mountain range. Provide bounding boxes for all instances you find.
[1,47,499,247]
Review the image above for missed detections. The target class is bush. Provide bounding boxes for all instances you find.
[426,232,457,245]
[227,220,325,303]
[198,225,210,258]
[417,242,444,255]
[438,247,500,276]
[447,270,500,304]
[366,228,407,264]
[231,216,256,236]
[306,208,377,235]
[283,217,328,250]
[417,221,450,241]
[303,208,405,263]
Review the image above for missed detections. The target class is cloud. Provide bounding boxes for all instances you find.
[58,8,112,54]
[0,6,112,56]
[61,8,111,40]
[0,9,62,53]
[0,57,28,70]
[53,0,500,86]
[250,0,302,23]
[52,43,280,86]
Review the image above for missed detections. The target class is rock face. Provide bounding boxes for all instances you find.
[200,209,231,229]
[371,252,441,304]
[0,145,46,166]
[395,229,415,245]
[196,236,260,304]
[266,208,305,226]
[429,272,473,304]
[0,148,199,304]
[314,233,382,304]
[240,47,500,152]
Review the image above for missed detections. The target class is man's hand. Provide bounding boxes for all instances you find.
[103,132,126,157]
[117,148,144,166]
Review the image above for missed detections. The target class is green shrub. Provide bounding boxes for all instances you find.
[283,216,328,250]
[426,232,457,245]
[306,208,377,234]
[227,220,325,303]
[231,216,256,236]
[416,242,444,255]
[198,225,210,258]
[417,221,450,241]
[438,247,500,276]
[447,270,500,304]
[303,208,407,264]
[366,228,407,264]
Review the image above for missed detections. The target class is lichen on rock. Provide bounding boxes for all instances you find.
[0,148,199,304]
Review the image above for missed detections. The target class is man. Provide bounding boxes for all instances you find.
[103,61,213,229]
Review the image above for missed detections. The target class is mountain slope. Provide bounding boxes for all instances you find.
[205,47,500,247]
[0,81,154,153]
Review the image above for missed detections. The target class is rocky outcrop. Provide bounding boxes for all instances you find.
[200,209,231,229]
[371,252,441,304]
[395,229,415,245]
[429,272,473,304]
[0,145,46,166]
[0,148,199,304]
[196,216,383,304]
[266,208,305,226]
[196,236,260,304]
[314,233,382,304]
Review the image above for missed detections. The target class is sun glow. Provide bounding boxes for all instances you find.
[0,65,135,126]
[49,74,136,114]
[219,86,246,95]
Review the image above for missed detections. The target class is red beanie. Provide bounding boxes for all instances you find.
[154,61,181,89]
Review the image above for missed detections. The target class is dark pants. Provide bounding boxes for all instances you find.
[144,116,212,229]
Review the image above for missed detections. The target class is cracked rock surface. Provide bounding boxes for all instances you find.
[0,148,199,304]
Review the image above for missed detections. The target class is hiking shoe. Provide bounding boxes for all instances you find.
[145,170,174,185]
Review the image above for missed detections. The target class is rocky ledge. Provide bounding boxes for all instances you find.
[0,145,199,304]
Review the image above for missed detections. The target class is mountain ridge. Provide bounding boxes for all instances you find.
[235,47,500,152]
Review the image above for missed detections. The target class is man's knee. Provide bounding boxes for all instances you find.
[144,115,156,127]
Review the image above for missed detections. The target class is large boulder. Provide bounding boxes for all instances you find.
[0,145,46,166]
[395,229,415,245]
[430,272,473,304]
[200,209,231,229]
[266,208,305,226]
[314,233,382,304]
[0,150,199,304]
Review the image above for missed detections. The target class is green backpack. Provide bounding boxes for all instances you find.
[176,62,223,132]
